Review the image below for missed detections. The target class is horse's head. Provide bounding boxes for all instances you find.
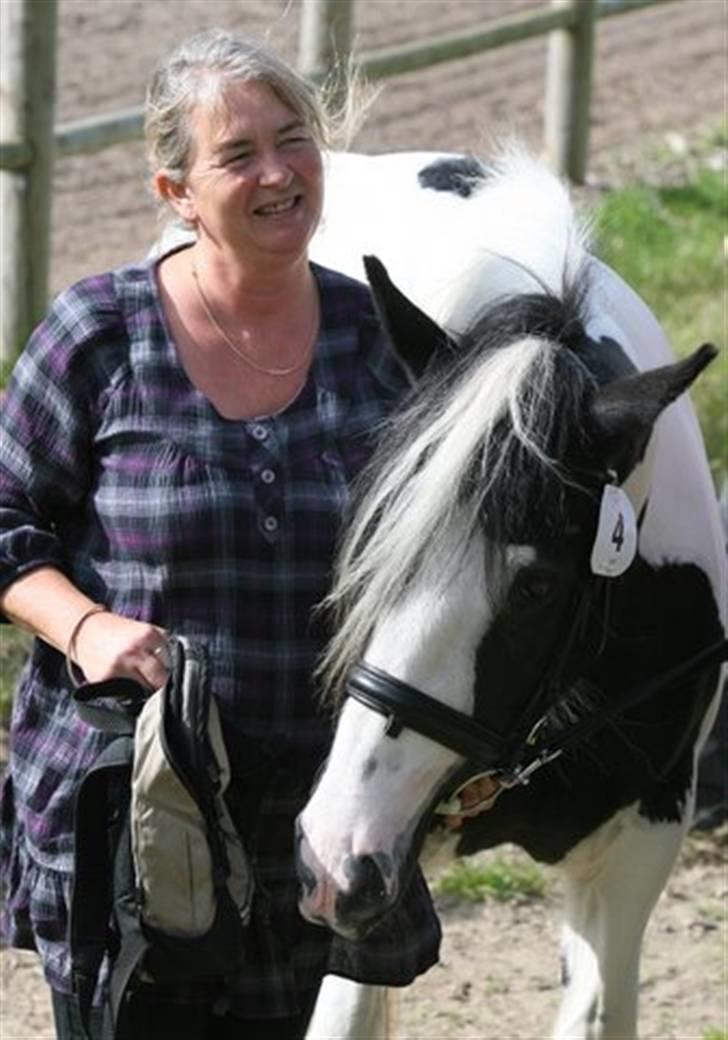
[296,256,715,940]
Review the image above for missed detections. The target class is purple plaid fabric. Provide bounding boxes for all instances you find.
[0,255,441,1016]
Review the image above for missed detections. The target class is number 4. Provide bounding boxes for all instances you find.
[612,512,625,552]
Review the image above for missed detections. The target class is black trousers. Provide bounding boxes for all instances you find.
[51,987,318,1040]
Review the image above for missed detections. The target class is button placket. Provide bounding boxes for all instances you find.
[248,423,282,543]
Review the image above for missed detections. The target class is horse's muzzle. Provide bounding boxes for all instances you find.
[333,852,397,935]
[295,821,399,939]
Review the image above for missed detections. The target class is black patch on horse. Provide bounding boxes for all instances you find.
[417,156,488,198]
[580,334,636,385]
[458,282,593,361]
[457,560,724,864]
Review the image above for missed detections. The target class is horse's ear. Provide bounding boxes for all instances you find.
[588,343,717,478]
[363,255,455,380]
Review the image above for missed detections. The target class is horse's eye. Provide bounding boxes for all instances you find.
[512,571,558,606]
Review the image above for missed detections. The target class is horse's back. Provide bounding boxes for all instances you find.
[315,148,586,329]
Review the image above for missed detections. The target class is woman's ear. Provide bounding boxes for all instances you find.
[153,171,196,224]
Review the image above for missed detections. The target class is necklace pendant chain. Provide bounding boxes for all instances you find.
[191,262,316,378]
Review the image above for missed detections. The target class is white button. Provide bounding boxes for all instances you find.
[263,516,279,533]
[250,424,268,441]
[260,468,276,484]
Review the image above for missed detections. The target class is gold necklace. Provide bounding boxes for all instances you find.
[191,262,317,378]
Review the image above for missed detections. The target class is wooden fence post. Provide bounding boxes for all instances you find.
[544,0,597,183]
[0,0,57,368]
[298,0,354,102]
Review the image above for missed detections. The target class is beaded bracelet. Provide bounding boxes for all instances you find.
[65,603,107,687]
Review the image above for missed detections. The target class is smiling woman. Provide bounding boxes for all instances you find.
[150,60,326,420]
[0,27,439,1040]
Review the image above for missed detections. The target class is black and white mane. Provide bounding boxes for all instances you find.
[320,276,610,701]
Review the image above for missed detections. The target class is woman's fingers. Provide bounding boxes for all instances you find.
[443,776,501,829]
[139,641,172,690]
[72,612,171,689]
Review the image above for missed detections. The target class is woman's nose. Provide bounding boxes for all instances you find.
[258,150,292,187]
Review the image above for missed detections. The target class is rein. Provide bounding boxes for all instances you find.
[346,636,728,789]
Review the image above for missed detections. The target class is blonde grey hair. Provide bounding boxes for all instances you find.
[145,28,332,185]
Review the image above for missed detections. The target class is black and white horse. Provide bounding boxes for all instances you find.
[298,148,727,1039]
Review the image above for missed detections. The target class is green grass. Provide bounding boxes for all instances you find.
[433,854,546,904]
[702,1029,728,1040]
[595,167,726,483]
[0,626,32,726]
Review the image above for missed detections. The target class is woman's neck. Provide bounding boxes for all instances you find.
[155,242,321,422]
[190,243,315,319]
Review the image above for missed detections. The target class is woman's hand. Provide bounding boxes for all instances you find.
[443,775,502,830]
[0,566,171,692]
[71,609,171,690]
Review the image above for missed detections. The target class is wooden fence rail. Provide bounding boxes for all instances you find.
[0,0,676,363]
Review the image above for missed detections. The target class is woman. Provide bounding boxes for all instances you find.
[0,29,440,1040]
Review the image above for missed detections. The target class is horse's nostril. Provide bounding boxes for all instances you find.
[345,853,386,895]
[335,853,392,930]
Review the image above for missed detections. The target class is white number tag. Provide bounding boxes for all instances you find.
[590,484,637,578]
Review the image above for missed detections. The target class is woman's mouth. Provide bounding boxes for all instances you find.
[254,195,300,217]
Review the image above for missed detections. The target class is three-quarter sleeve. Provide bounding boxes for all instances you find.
[0,277,121,598]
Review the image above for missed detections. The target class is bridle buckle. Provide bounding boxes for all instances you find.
[498,746,564,788]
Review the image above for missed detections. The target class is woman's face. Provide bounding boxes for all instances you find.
[177,79,324,269]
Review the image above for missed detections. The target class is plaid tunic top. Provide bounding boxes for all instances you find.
[0,254,441,1016]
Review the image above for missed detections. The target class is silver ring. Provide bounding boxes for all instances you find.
[151,641,170,669]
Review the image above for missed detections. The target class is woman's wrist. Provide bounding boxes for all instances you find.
[65,603,108,686]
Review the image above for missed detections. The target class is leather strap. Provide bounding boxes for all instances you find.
[347,662,509,769]
[346,637,728,787]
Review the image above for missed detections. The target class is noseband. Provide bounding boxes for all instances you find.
[346,637,728,790]
[346,576,602,789]
[347,661,559,787]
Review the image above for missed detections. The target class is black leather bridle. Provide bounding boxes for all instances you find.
[346,636,728,790]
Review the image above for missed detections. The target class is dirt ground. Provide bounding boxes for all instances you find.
[1,0,726,1037]
[399,831,727,1040]
[1,831,725,1039]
